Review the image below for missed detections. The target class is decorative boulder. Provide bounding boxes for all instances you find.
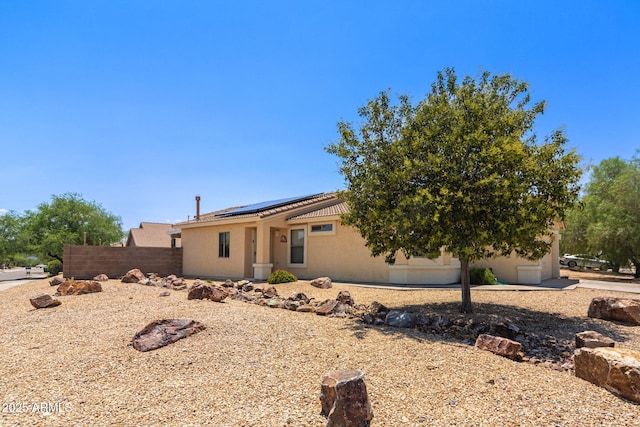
[55,280,102,296]
[587,297,640,325]
[131,319,206,352]
[311,277,332,289]
[574,347,640,403]
[49,276,65,287]
[475,334,522,360]
[384,310,417,328]
[121,268,145,283]
[187,282,228,302]
[576,330,615,349]
[320,369,373,426]
[93,274,109,281]
[29,294,62,309]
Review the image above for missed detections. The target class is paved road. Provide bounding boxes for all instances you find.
[0,267,49,291]
[0,266,47,281]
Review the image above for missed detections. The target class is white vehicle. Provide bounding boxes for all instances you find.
[560,254,609,270]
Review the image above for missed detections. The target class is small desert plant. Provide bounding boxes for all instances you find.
[267,270,298,284]
[470,267,497,285]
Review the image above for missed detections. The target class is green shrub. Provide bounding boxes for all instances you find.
[267,270,298,284]
[470,267,497,285]
[47,260,63,276]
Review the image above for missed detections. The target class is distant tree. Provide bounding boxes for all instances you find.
[0,211,27,267]
[563,156,640,275]
[22,193,124,262]
[327,68,582,313]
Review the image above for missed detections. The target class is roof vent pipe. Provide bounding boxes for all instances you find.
[195,195,201,221]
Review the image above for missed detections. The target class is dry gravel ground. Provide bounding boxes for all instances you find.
[1,274,639,427]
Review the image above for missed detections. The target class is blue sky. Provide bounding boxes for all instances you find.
[1,1,638,231]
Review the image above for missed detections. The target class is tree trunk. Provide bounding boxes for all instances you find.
[460,258,473,313]
[48,252,63,263]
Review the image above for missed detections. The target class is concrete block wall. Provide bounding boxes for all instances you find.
[63,244,182,279]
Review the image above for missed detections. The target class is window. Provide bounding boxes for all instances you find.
[219,232,230,258]
[311,224,333,232]
[290,228,305,264]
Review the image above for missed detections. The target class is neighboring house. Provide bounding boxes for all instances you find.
[126,222,181,248]
[172,193,561,285]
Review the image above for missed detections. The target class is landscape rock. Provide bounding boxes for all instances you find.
[29,294,61,309]
[576,330,615,349]
[131,319,206,352]
[262,286,278,298]
[574,347,640,403]
[330,302,347,318]
[288,292,310,304]
[368,301,388,316]
[93,274,109,281]
[336,290,354,306]
[490,318,520,340]
[159,291,170,297]
[311,276,332,289]
[266,298,285,309]
[384,310,418,328]
[121,268,145,283]
[56,280,103,296]
[320,369,373,426]
[49,276,65,287]
[475,334,522,360]
[169,277,187,289]
[236,280,250,289]
[297,304,315,313]
[587,297,640,325]
[315,299,339,316]
[231,292,256,302]
[283,299,301,311]
[187,281,229,302]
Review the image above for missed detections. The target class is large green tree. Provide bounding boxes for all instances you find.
[327,68,581,313]
[563,156,640,275]
[22,193,124,262]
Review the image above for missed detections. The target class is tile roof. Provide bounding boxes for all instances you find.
[287,200,348,220]
[127,222,181,247]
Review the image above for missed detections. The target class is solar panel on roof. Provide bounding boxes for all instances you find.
[216,194,321,217]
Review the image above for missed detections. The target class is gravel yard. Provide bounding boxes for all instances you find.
[1,276,639,426]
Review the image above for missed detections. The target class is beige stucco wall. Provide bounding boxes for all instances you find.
[181,223,250,279]
[471,234,560,284]
[284,221,390,283]
[389,251,461,285]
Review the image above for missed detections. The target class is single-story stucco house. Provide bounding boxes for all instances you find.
[172,193,561,285]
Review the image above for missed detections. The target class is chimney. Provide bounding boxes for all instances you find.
[195,195,201,221]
